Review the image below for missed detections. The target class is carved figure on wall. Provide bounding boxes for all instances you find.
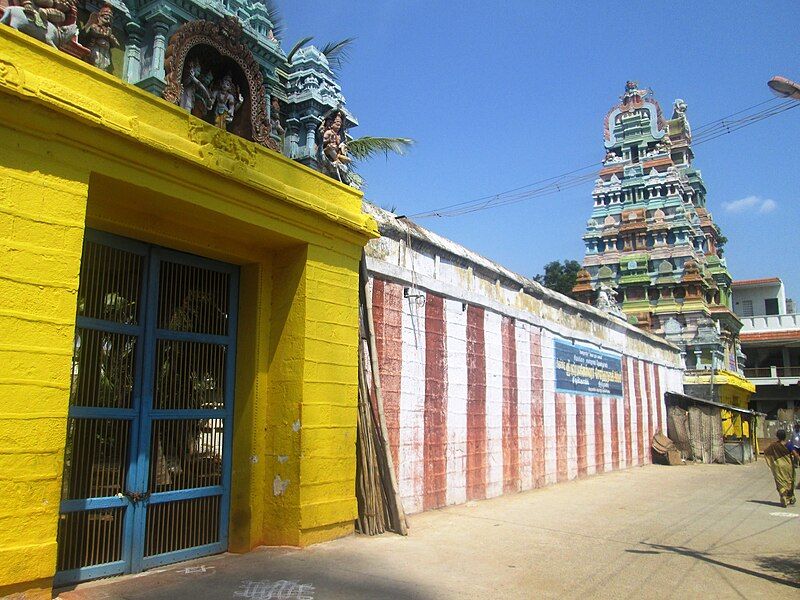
[83,3,118,72]
[162,17,278,151]
[595,283,625,317]
[655,134,672,154]
[21,0,71,26]
[209,73,243,131]
[0,1,77,49]
[603,150,624,164]
[270,96,285,137]
[318,109,352,183]
[179,57,213,116]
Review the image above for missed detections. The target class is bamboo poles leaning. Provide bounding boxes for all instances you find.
[355,252,408,536]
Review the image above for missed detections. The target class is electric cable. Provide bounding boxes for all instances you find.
[408,97,799,220]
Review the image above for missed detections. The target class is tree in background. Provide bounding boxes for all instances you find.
[534,260,582,299]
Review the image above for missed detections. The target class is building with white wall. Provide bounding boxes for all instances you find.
[733,278,799,430]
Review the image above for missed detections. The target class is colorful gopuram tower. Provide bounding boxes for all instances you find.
[573,82,754,410]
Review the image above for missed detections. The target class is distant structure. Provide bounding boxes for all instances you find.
[573,82,754,411]
[733,278,800,439]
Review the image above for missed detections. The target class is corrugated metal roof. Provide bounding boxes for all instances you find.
[665,391,764,416]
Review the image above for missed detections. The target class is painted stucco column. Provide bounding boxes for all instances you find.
[285,118,300,158]
[123,22,144,84]
[260,243,362,547]
[136,9,176,94]
[0,33,91,595]
[305,120,317,152]
[150,17,173,81]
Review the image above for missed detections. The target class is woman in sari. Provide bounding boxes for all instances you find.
[764,430,796,507]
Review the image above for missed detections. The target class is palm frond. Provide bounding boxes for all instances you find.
[287,36,314,64]
[320,37,356,73]
[258,0,283,39]
[346,136,414,161]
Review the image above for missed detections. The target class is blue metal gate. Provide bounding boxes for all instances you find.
[55,230,238,585]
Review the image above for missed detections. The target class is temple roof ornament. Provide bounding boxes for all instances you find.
[603,80,666,147]
[162,17,278,151]
[670,98,692,142]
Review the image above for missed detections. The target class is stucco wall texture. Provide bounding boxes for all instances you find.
[0,27,376,596]
[364,205,684,515]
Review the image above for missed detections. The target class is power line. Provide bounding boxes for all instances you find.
[409,97,798,220]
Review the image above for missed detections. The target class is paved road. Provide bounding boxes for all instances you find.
[59,462,800,600]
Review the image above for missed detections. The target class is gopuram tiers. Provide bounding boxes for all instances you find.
[573,82,754,406]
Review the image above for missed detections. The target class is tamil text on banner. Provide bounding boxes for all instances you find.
[554,338,623,397]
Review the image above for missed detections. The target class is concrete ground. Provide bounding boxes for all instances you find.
[58,462,800,600]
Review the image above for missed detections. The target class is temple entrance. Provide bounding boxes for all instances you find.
[54,230,239,585]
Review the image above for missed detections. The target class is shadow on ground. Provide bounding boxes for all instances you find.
[57,547,440,600]
[747,499,784,508]
[754,555,800,583]
[640,543,800,590]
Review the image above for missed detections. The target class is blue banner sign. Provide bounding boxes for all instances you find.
[554,339,623,397]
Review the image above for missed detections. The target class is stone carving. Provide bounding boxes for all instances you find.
[270,96,284,138]
[179,57,212,115]
[654,134,672,154]
[209,73,242,131]
[620,80,650,109]
[318,109,352,184]
[663,317,682,336]
[672,98,691,140]
[163,17,278,151]
[682,259,700,277]
[83,4,119,72]
[595,284,624,317]
[0,3,77,49]
[603,150,625,164]
[188,119,257,171]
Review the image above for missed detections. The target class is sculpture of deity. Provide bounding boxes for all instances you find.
[270,96,285,137]
[317,110,353,184]
[21,0,73,26]
[672,98,691,139]
[210,73,243,131]
[180,58,213,117]
[83,4,119,72]
[321,111,350,165]
[0,0,80,51]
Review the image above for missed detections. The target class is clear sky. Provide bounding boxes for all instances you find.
[279,1,800,300]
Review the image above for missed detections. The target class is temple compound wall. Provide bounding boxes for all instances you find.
[0,28,375,597]
[363,205,684,514]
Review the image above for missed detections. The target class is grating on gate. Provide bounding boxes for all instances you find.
[55,231,238,585]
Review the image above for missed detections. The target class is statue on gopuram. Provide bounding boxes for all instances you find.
[319,109,352,182]
[83,4,119,72]
[210,73,243,131]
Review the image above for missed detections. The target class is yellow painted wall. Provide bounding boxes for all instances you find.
[0,27,377,596]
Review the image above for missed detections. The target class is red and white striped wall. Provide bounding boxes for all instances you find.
[371,278,683,515]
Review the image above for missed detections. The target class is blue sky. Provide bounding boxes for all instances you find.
[280,1,800,301]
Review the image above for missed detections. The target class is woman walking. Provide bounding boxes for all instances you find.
[764,430,796,507]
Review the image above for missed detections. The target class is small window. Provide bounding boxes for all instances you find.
[741,300,753,317]
[765,298,779,315]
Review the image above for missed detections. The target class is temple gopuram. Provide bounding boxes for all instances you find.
[573,82,754,412]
